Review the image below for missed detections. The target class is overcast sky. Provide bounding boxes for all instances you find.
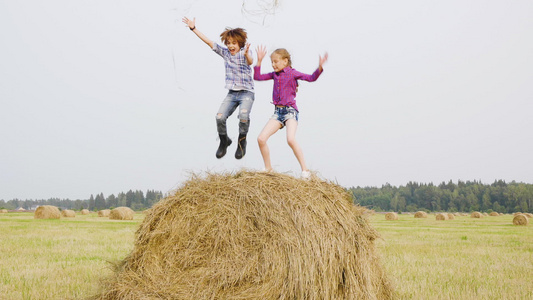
[1,0,532,200]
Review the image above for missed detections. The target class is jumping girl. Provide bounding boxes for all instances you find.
[254,45,328,178]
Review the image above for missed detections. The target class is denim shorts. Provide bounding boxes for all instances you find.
[270,106,299,128]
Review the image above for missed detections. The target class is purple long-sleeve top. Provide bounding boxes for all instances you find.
[254,65,323,111]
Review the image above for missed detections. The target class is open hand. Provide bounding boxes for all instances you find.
[319,52,329,69]
[182,17,195,30]
[256,45,267,63]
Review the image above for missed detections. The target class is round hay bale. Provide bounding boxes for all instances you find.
[81,209,90,215]
[447,213,455,220]
[483,212,489,216]
[61,209,76,218]
[489,212,499,216]
[0,209,8,213]
[471,211,483,218]
[513,214,529,226]
[109,207,134,220]
[385,212,398,220]
[453,212,460,216]
[34,205,61,219]
[414,211,427,218]
[435,213,448,221]
[96,171,393,299]
[524,213,533,218]
[98,209,111,217]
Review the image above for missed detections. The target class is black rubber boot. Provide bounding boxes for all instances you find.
[216,134,232,159]
[235,134,247,159]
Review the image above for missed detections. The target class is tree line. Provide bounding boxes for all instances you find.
[0,189,164,211]
[349,180,533,213]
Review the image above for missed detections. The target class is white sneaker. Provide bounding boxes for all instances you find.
[301,170,311,179]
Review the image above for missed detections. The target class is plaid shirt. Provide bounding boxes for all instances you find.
[254,66,323,111]
[213,43,254,92]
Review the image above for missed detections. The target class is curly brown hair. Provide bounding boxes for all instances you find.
[220,27,247,49]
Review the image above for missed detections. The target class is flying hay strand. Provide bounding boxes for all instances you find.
[95,171,393,299]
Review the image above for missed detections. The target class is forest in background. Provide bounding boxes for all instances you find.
[350,180,532,213]
[1,190,164,211]
[2,180,532,213]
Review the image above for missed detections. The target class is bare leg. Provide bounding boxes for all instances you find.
[257,119,282,171]
[285,119,308,172]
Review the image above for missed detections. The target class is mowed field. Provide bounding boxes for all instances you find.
[0,211,531,299]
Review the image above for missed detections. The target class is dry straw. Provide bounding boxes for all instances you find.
[513,214,529,226]
[94,171,393,299]
[435,213,448,221]
[0,209,8,213]
[385,212,398,220]
[34,205,61,219]
[489,212,499,216]
[98,209,111,217]
[81,209,90,215]
[524,213,533,219]
[61,209,76,218]
[414,211,427,218]
[471,211,483,218]
[447,213,455,220]
[109,207,134,220]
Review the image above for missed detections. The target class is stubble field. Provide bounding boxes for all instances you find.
[0,212,531,299]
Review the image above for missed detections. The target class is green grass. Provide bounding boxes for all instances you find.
[0,212,532,299]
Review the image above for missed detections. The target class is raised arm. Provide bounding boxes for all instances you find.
[182,17,214,49]
[253,45,273,81]
[244,43,253,65]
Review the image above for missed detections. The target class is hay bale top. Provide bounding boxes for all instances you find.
[34,205,61,219]
[96,171,393,299]
[414,211,428,218]
[109,207,134,220]
[61,209,76,218]
[513,214,529,226]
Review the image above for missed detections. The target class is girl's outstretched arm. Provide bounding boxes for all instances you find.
[182,17,214,48]
[253,45,273,81]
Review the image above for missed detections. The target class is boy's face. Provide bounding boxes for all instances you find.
[225,37,240,55]
[271,53,288,72]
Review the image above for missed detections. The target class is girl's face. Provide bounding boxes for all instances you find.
[225,37,240,55]
[271,53,289,72]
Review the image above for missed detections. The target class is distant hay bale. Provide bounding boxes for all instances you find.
[414,211,427,218]
[109,207,134,220]
[98,209,111,217]
[524,213,533,218]
[385,212,398,220]
[61,210,76,218]
[0,209,8,213]
[447,213,455,220]
[81,209,90,215]
[513,212,522,216]
[34,205,61,219]
[489,212,499,216]
[453,212,460,216]
[471,212,483,218]
[483,212,489,216]
[513,214,529,226]
[436,213,448,221]
[95,171,393,299]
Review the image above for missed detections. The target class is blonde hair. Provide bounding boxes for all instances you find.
[220,27,247,49]
[271,48,292,67]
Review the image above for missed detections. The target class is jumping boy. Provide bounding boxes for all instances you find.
[182,17,254,159]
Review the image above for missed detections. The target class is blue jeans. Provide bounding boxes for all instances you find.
[216,90,255,135]
[270,106,299,128]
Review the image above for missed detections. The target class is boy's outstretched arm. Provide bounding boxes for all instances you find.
[182,17,214,49]
[244,43,253,65]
